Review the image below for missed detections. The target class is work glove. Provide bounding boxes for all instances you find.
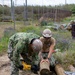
[31,65,39,74]
[22,61,31,70]
[18,65,23,70]
[19,59,31,70]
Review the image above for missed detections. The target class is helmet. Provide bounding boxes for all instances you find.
[32,39,43,52]
[42,29,52,38]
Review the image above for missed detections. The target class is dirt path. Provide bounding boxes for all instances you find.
[0,54,37,75]
[0,54,10,75]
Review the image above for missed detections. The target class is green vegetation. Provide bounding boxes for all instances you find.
[53,30,75,70]
[0,4,75,22]
[62,16,75,24]
[0,25,44,54]
[17,25,44,35]
[0,21,75,69]
[0,3,75,69]
[54,50,75,70]
[53,30,71,51]
[0,37,9,54]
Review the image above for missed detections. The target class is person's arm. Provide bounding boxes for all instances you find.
[39,37,44,60]
[7,40,14,60]
[47,38,56,59]
[47,44,55,59]
[38,51,43,60]
[13,40,24,67]
[7,34,16,60]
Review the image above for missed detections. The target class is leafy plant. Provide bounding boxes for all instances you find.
[53,31,71,51]
[54,50,75,70]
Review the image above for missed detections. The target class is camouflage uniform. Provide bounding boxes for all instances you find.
[39,37,56,67]
[7,32,40,75]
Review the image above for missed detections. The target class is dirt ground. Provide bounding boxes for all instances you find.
[0,54,38,75]
[0,54,10,75]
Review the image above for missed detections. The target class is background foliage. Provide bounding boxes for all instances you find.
[0,3,75,70]
[0,4,75,21]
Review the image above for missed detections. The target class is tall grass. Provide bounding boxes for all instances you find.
[17,25,45,36]
[53,30,72,51]
[54,50,75,70]
[0,37,9,54]
[0,25,45,55]
[53,30,75,70]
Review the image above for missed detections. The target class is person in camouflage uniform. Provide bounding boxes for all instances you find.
[7,32,43,75]
[39,29,56,69]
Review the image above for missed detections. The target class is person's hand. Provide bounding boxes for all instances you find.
[40,58,49,64]
[22,60,31,70]
[45,58,50,63]
[31,65,39,74]
[20,59,31,70]
[40,59,45,63]
[18,65,23,70]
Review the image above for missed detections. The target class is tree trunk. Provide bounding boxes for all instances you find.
[39,61,52,75]
[55,64,66,75]
[68,65,75,72]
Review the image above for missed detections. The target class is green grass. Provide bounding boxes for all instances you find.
[52,30,75,70]
[17,25,45,36]
[54,50,75,70]
[0,25,45,55]
[0,37,9,54]
[61,16,75,24]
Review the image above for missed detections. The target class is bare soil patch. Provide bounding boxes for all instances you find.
[0,54,37,75]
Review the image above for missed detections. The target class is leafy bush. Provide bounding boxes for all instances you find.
[55,38,70,51]
[54,50,75,70]
[53,30,71,51]
[71,6,75,14]
[53,30,75,70]
[40,21,48,26]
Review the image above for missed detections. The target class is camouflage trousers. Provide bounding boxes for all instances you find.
[10,61,19,75]
[39,52,56,67]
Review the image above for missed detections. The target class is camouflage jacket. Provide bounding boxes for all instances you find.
[8,32,40,67]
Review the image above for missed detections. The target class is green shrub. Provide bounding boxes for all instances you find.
[40,21,48,26]
[53,30,71,51]
[55,38,70,51]
[54,50,75,70]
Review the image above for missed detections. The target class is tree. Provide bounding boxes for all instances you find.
[71,7,75,14]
